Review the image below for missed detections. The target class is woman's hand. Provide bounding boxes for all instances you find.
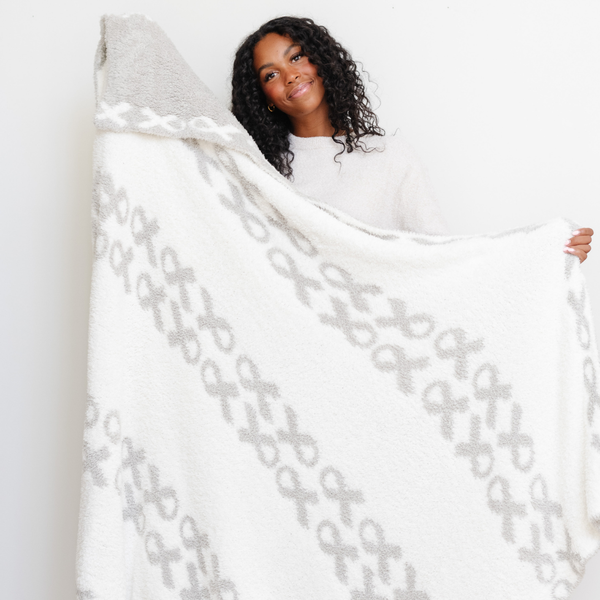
[564,227,594,263]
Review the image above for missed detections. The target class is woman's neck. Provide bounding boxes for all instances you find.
[289,101,335,138]
[291,121,335,138]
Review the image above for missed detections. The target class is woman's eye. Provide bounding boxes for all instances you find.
[291,53,303,62]
[264,72,275,82]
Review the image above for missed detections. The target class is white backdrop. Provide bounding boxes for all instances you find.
[1,1,598,598]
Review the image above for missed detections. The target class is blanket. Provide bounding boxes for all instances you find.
[76,14,600,600]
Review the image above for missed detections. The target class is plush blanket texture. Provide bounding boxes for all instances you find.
[77,14,600,600]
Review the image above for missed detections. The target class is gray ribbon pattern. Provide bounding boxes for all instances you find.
[567,286,591,350]
[81,397,241,597]
[472,363,512,430]
[89,166,432,596]
[319,262,383,313]
[86,156,599,596]
[131,205,159,267]
[372,344,429,396]
[584,356,600,426]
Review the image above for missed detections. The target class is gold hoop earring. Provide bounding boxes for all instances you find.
[267,104,275,112]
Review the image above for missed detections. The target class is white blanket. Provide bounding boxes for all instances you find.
[77,14,600,600]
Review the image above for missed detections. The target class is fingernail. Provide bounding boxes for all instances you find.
[565,247,575,253]
[564,240,571,246]
[572,230,581,235]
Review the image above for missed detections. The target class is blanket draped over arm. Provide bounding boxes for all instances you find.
[77,14,600,600]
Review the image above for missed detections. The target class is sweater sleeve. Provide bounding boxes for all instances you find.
[392,139,450,235]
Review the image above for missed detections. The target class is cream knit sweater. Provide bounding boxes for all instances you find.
[288,132,450,235]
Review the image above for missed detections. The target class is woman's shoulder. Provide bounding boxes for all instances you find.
[357,131,423,171]
[369,131,419,156]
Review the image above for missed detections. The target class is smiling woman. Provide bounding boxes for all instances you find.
[232,16,384,179]
[253,33,331,136]
[230,16,593,257]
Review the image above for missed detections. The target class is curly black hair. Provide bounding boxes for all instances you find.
[231,16,384,178]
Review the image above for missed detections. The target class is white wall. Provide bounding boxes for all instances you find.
[1,1,598,598]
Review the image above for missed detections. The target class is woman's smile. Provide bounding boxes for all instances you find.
[288,81,313,99]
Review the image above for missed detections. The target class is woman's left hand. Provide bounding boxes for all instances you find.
[564,227,594,263]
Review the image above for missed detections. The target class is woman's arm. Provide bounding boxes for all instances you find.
[395,140,595,260]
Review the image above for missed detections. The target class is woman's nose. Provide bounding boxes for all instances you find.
[286,72,300,85]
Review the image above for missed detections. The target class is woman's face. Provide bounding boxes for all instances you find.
[252,33,328,121]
